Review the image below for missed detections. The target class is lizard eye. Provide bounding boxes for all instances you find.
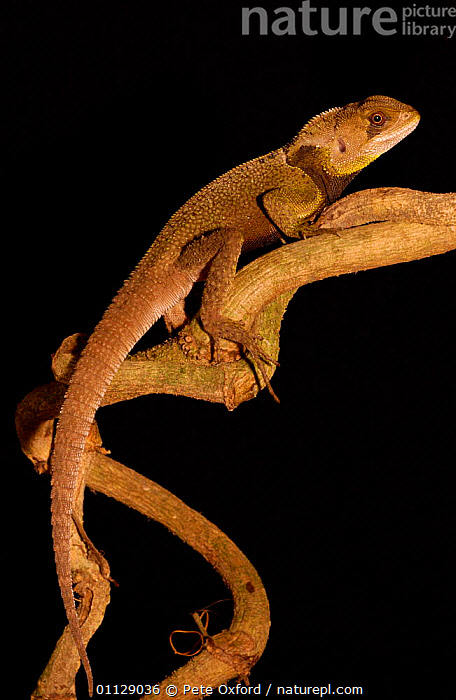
[369,111,386,126]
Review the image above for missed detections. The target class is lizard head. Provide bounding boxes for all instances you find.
[288,95,420,176]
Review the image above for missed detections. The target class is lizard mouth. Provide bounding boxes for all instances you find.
[366,112,420,154]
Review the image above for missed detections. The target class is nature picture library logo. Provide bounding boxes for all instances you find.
[241,2,456,38]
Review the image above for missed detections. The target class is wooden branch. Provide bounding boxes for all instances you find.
[224,197,455,325]
[46,192,455,413]
[32,453,112,699]
[105,218,456,409]
[316,187,456,228]
[86,450,270,700]
[17,187,455,698]
[17,399,270,699]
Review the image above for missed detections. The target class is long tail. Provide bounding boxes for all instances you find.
[51,259,194,695]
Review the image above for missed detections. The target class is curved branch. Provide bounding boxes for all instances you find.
[86,450,270,699]
[18,187,455,697]
[225,220,455,323]
[100,217,455,409]
[315,187,456,228]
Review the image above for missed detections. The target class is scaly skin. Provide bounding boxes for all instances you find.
[50,96,420,694]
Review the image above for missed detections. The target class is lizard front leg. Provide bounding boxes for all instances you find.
[262,180,327,239]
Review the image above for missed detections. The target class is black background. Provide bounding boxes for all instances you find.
[7,2,454,698]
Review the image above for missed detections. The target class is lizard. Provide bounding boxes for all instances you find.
[50,95,420,695]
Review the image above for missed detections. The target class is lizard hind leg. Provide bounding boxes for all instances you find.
[197,227,280,402]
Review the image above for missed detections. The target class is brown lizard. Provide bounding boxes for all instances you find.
[50,95,420,694]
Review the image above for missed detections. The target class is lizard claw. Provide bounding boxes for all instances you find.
[199,314,281,402]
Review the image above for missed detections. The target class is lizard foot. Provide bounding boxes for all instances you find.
[178,319,280,402]
[297,221,344,239]
[314,226,344,238]
[201,315,280,403]
[178,325,242,364]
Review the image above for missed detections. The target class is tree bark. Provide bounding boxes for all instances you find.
[16,188,455,698]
